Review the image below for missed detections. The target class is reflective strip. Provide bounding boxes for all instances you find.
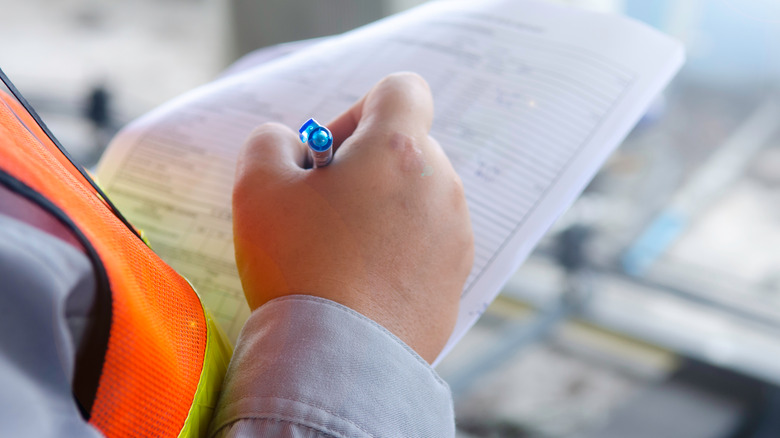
[178,304,233,438]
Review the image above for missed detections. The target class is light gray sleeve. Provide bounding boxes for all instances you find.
[0,214,103,437]
[0,213,455,437]
[209,295,456,438]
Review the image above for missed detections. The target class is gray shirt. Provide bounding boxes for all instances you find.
[0,213,455,437]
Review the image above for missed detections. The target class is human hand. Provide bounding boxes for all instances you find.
[232,73,474,363]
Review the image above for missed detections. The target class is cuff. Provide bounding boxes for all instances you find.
[208,295,455,438]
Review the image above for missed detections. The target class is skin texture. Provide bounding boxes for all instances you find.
[232,73,474,363]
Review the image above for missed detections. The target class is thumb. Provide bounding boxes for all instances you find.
[235,122,309,188]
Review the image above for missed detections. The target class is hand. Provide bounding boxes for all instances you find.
[232,73,474,363]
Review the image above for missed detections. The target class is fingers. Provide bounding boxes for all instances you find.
[327,94,366,151]
[237,72,435,183]
[328,72,434,155]
[360,72,434,138]
[235,122,308,189]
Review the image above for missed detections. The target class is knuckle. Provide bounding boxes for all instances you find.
[389,132,419,156]
[376,132,428,175]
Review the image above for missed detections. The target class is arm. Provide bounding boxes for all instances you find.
[0,214,103,437]
[210,296,456,437]
[211,73,474,437]
[0,208,460,438]
[0,73,471,438]
[0,191,457,438]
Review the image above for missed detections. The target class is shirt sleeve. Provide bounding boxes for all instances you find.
[0,214,104,437]
[0,215,455,437]
[208,295,456,438]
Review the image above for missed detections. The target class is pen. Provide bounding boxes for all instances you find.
[299,118,333,168]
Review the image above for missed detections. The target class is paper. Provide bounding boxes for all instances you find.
[97,0,684,363]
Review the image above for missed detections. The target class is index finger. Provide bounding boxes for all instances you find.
[327,72,434,152]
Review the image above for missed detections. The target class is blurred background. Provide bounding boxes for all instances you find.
[4,0,780,437]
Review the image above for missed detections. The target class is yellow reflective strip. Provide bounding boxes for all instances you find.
[178,305,233,438]
[91,173,153,247]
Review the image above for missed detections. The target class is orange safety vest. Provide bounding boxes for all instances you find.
[0,74,231,437]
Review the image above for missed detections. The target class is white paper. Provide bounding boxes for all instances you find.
[97,0,684,363]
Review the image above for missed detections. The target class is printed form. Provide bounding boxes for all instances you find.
[97,0,684,362]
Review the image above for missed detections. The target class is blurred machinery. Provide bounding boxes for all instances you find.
[440,2,780,436]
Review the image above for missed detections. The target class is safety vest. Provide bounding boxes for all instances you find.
[0,84,231,437]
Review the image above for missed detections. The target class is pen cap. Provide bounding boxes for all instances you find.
[299,118,333,151]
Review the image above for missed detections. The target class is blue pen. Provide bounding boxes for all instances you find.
[299,118,333,168]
